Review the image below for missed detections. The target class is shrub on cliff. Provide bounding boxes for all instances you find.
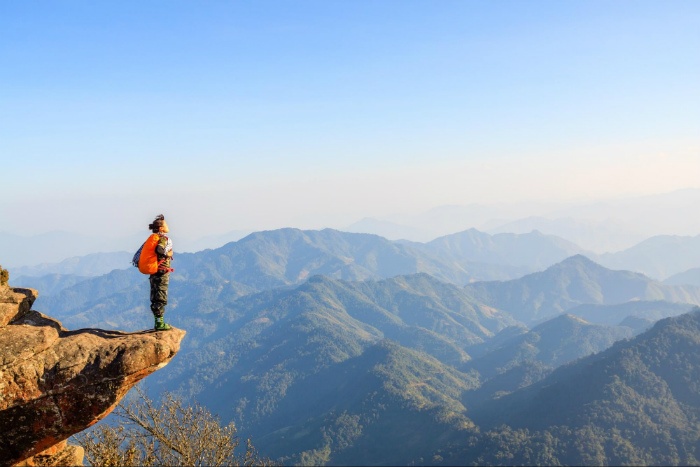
[0,265,8,286]
[77,388,275,466]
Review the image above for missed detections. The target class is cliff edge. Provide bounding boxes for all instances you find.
[0,282,186,466]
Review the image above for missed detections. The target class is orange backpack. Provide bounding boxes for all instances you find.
[137,234,161,275]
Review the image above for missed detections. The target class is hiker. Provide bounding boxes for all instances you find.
[142,214,174,331]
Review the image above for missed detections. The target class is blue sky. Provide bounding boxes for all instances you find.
[1,0,699,238]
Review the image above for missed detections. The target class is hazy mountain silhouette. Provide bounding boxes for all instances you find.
[11,251,132,278]
[0,231,137,269]
[464,255,700,325]
[487,216,644,253]
[347,189,700,248]
[664,267,700,287]
[566,300,697,327]
[598,234,700,279]
[176,229,251,253]
[12,273,91,296]
[421,228,587,273]
[344,217,430,242]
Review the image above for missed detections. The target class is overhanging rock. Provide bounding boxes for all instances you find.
[0,282,186,466]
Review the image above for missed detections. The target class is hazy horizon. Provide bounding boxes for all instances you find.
[2,1,699,244]
[3,186,700,270]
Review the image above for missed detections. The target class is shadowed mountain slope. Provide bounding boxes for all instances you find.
[465,313,632,379]
[254,340,477,465]
[154,273,518,402]
[461,314,632,407]
[460,309,700,466]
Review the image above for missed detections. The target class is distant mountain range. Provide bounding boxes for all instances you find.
[0,229,249,270]
[345,217,430,242]
[9,224,700,291]
[566,300,697,328]
[21,227,588,305]
[346,188,700,253]
[422,228,587,273]
[22,229,700,332]
[597,234,700,279]
[13,224,700,465]
[12,251,132,278]
[6,188,699,272]
[0,231,142,268]
[464,255,700,326]
[11,273,92,296]
[664,267,700,287]
[487,216,646,253]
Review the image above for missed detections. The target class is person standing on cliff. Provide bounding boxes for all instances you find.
[145,214,174,331]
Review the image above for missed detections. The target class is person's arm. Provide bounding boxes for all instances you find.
[156,237,173,258]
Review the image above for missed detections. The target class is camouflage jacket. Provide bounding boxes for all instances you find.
[155,234,173,270]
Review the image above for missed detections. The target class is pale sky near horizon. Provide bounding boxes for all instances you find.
[1,0,699,239]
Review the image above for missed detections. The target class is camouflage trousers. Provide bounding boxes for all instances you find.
[149,272,170,318]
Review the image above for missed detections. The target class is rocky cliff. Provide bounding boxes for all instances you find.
[0,283,186,466]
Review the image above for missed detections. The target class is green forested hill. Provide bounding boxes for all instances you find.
[461,314,632,407]
[464,254,700,325]
[464,314,632,379]
[145,273,510,464]
[456,309,700,466]
[152,272,517,404]
[254,340,478,465]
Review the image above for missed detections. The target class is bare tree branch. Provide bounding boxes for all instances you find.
[76,388,275,466]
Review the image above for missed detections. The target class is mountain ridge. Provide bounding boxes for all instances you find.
[461,309,700,465]
[464,254,700,326]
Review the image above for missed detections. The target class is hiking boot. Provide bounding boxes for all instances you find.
[154,316,172,331]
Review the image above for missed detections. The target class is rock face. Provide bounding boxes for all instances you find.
[0,286,35,327]
[0,283,186,466]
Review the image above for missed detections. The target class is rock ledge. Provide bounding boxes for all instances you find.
[0,283,185,466]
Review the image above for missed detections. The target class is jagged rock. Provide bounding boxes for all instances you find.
[0,283,186,466]
[0,286,37,327]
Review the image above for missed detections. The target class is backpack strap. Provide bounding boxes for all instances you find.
[157,256,174,273]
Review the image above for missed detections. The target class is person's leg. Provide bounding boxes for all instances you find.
[150,273,171,330]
